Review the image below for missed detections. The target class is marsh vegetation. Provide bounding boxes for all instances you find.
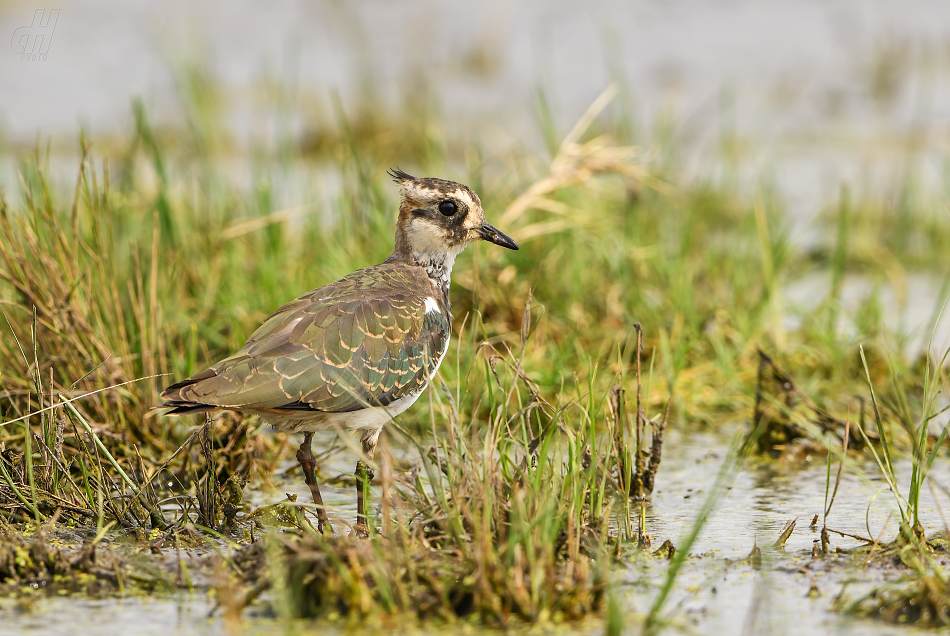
[1,12,950,634]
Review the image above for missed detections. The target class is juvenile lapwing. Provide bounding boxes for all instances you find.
[160,169,518,534]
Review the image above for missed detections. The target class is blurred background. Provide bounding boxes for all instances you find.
[1,0,950,378]
[4,0,950,213]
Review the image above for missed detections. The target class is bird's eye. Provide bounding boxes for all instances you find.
[438,200,458,216]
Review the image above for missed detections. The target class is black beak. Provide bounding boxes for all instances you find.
[478,222,519,250]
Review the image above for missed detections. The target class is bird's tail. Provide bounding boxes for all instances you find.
[156,401,216,415]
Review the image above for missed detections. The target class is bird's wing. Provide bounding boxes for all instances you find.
[160,263,450,413]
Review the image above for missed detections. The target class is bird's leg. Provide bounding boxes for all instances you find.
[354,428,381,537]
[296,432,330,534]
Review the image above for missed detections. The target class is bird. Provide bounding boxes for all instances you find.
[159,169,519,535]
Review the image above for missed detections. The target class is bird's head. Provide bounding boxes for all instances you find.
[388,169,518,272]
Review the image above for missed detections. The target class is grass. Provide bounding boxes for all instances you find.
[0,60,948,632]
[834,335,950,627]
[229,312,622,625]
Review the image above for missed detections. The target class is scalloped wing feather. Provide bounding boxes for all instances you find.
[161,263,450,414]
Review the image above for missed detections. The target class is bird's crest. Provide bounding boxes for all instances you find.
[388,168,416,184]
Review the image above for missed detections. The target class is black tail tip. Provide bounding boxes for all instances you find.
[158,402,215,416]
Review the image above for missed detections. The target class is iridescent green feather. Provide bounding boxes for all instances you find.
[161,262,451,413]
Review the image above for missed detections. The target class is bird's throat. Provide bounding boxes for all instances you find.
[412,247,458,295]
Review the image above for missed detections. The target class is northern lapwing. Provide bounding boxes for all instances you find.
[160,169,518,535]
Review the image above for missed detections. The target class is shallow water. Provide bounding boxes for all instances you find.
[785,272,950,360]
[0,596,223,636]
[628,429,950,635]
[7,426,944,635]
